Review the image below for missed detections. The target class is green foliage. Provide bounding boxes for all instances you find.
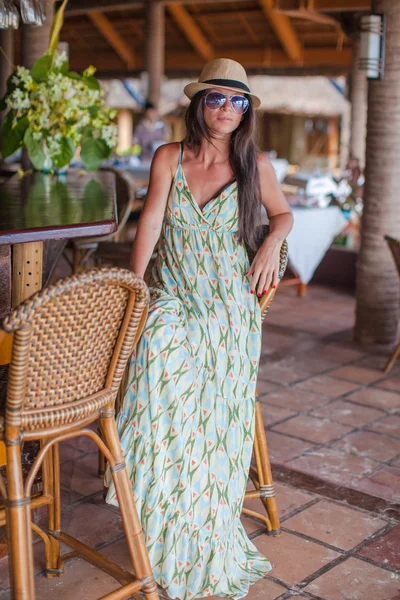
[0,0,117,172]
[1,111,29,158]
[24,128,46,170]
[80,130,112,171]
[49,0,69,56]
[31,53,53,82]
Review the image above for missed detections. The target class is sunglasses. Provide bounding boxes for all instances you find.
[203,91,249,115]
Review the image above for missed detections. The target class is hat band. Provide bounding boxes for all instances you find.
[203,78,250,94]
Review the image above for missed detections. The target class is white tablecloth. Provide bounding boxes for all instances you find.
[287,206,348,284]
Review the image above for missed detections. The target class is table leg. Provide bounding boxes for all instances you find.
[297,282,307,297]
[12,241,43,306]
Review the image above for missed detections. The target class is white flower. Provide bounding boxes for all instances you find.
[101,124,117,148]
[15,66,32,85]
[54,50,68,70]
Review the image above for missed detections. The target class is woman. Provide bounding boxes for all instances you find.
[133,100,170,164]
[106,58,293,599]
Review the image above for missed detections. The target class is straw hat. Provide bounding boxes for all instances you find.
[184,58,261,109]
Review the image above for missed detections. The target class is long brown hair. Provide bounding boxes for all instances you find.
[184,90,262,251]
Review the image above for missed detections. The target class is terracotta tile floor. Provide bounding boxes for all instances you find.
[1,284,400,599]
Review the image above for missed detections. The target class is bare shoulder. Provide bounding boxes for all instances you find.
[256,152,279,184]
[257,152,274,172]
[152,142,181,174]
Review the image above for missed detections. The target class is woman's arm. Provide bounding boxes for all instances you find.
[130,143,177,278]
[246,154,294,297]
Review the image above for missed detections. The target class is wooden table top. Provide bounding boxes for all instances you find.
[0,169,117,245]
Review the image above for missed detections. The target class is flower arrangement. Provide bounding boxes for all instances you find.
[0,0,117,171]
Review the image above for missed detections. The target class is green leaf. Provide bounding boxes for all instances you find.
[88,105,100,117]
[31,53,53,82]
[80,132,110,171]
[1,112,29,158]
[59,59,69,75]
[24,128,46,170]
[67,71,83,82]
[49,0,68,55]
[84,76,100,91]
[52,137,75,168]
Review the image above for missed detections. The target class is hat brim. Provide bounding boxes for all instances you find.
[184,82,261,109]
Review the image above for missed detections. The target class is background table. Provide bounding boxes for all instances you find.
[287,206,348,285]
[261,203,348,295]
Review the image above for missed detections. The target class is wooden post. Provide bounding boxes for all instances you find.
[117,109,133,153]
[21,1,55,69]
[355,0,400,346]
[350,39,368,169]
[0,29,13,100]
[327,117,339,171]
[0,29,14,158]
[145,0,165,109]
[12,242,43,307]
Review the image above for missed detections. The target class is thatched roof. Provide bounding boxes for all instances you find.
[103,75,349,117]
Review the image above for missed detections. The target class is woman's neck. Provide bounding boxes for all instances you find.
[196,135,231,166]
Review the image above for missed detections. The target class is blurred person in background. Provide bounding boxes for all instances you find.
[133,100,170,164]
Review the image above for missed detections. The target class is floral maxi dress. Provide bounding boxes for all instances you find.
[105,145,272,599]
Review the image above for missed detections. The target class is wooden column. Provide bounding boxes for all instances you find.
[145,0,165,109]
[350,39,368,169]
[21,0,55,69]
[12,242,43,307]
[355,0,400,346]
[0,29,14,158]
[0,29,13,99]
[327,117,339,171]
[117,109,133,153]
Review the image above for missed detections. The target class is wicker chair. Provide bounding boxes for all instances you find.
[241,225,288,536]
[0,268,159,600]
[384,235,400,374]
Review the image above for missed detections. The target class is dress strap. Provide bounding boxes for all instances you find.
[178,141,184,166]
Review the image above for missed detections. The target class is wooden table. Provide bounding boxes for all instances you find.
[0,169,118,463]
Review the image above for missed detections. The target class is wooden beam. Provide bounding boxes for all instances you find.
[197,15,222,44]
[88,11,136,68]
[273,0,370,12]
[65,0,257,15]
[258,0,303,63]
[70,46,352,73]
[66,1,144,15]
[239,13,260,44]
[168,4,214,62]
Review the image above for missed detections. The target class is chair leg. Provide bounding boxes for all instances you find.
[99,409,159,600]
[243,398,281,536]
[384,342,400,374]
[5,441,35,600]
[45,444,62,577]
[253,401,281,535]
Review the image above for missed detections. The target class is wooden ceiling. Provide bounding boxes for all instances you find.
[61,0,371,77]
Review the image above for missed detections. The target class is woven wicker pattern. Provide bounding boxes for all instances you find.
[25,283,127,409]
[2,267,149,430]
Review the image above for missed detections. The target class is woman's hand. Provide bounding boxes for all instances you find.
[245,236,282,298]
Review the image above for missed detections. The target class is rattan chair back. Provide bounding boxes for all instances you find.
[1,268,149,434]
